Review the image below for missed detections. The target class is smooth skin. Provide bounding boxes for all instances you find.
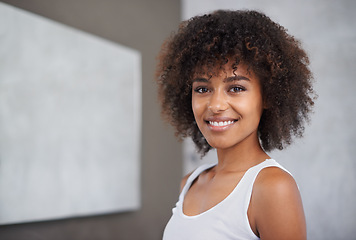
[181,63,306,239]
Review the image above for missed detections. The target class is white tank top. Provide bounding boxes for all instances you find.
[163,159,290,240]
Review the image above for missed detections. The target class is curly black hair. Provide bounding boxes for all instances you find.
[156,10,316,156]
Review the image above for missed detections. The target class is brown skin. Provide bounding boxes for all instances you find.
[180,64,306,239]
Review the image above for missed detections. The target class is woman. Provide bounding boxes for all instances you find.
[156,10,315,240]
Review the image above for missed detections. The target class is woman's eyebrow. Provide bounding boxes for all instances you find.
[224,75,250,82]
[192,75,250,83]
[192,77,209,83]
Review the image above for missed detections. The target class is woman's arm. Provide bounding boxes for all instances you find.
[248,167,306,240]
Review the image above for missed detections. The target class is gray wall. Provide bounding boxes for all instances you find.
[182,0,356,239]
[0,0,181,239]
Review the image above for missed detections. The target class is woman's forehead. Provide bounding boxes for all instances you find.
[192,62,253,78]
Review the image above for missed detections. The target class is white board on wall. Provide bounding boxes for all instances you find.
[0,3,141,225]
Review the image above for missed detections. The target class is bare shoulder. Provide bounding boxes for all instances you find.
[255,166,298,193]
[180,172,193,192]
[250,167,306,240]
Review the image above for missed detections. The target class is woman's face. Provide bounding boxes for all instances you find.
[191,64,264,151]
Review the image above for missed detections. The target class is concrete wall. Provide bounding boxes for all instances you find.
[0,0,181,239]
[182,0,356,239]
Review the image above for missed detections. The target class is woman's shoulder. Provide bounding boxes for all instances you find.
[253,166,300,204]
[256,165,297,190]
[180,172,193,192]
[249,166,306,239]
[179,163,217,192]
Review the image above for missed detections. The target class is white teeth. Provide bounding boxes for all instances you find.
[209,120,234,126]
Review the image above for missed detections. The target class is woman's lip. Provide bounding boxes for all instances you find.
[205,119,237,131]
[207,120,236,127]
[205,116,238,122]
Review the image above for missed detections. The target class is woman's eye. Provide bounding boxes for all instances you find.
[194,87,209,93]
[229,86,245,93]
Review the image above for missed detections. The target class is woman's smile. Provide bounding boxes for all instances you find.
[205,117,238,131]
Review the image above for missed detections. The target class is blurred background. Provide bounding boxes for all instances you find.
[0,0,355,240]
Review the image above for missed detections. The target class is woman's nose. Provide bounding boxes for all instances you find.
[208,90,228,113]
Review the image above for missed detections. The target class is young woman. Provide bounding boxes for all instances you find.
[156,10,315,240]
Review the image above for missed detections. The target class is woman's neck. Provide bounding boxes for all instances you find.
[215,135,270,173]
